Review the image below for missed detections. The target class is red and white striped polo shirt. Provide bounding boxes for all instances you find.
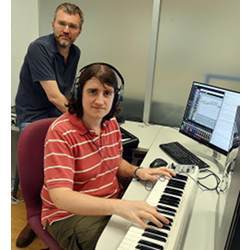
[41,112,123,225]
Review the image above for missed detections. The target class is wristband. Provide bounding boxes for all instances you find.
[133,167,141,180]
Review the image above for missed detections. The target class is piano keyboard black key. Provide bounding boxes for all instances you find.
[145,228,168,238]
[170,178,186,183]
[172,176,186,182]
[147,221,172,231]
[157,205,177,213]
[164,187,183,197]
[147,221,171,228]
[168,179,186,187]
[138,239,164,250]
[157,209,175,217]
[159,199,179,207]
[136,245,156,250]
[175,173,188,181]
[161,194,180,203]
[167,179,186,189]
[142,232,167,242]
[159,196,180,207]
[156,208,175,217]
[162,224,171,231]
[167,217,173,223]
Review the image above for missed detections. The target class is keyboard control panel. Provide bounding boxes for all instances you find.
[168,164,199,174]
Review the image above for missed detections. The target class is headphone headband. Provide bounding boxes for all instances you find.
[77,62,124,91]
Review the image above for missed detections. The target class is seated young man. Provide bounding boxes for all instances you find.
[41,63,175,250]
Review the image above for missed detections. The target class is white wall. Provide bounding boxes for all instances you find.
[11,0,39,105]
[38,0,153,120]
[38,0,152,100]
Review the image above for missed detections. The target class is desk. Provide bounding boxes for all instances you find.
[96,126,232,250]
[120,121,163,151]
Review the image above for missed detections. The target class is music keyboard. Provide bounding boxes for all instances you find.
[118,165,199,250]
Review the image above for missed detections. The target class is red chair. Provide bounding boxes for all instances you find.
[17,118,62,250]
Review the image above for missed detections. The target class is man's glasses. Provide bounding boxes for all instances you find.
[57,20,80,31]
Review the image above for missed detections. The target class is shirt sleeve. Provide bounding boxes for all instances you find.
[26,41,56,83]
[44,125,75,190]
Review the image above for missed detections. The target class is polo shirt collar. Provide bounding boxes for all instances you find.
[48,33,59,54]
[67,112,109,136]
[67,112,88,135]
[49,33,77,58]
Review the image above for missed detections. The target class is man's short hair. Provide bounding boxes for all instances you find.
[54,2,84,30]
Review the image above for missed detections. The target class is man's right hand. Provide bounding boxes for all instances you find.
[113,199,170,229]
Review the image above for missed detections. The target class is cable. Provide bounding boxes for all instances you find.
[196,169,221,192]
[139,167,222,192]
[217,172,232,193]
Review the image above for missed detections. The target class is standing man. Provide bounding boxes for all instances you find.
[14,2,84,247]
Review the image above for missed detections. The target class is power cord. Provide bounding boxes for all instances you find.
[196,169,221,192]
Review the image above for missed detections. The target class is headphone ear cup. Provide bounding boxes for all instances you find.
[116,91,122,104]
[112,89,123,109]
[73,84,79,101]
[116,85,124,104]
[70,76,80,102]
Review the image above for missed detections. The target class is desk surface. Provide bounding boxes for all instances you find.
[120,121,163,151]
[96,124,233,250]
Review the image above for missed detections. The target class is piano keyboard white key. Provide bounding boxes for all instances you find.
[118,166,199,250]
[119,227,165,249]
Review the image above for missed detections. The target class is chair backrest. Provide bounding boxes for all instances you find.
[17,118,55,219]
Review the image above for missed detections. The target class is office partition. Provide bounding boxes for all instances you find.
[151,0,240,126]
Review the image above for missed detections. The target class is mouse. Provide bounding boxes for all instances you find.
[150,158,168,168]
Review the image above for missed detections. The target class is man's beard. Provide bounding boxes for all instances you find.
[55,35,72,48]
[58,40,70,48]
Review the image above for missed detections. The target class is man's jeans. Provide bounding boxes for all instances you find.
[12,122,31,202]
[19,122,31,132]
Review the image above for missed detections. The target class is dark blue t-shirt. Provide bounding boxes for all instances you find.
[15,33,80,126]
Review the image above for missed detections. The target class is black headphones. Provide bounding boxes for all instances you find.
[71,62,124,106]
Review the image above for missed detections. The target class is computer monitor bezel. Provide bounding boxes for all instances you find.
[179,81,240,155]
